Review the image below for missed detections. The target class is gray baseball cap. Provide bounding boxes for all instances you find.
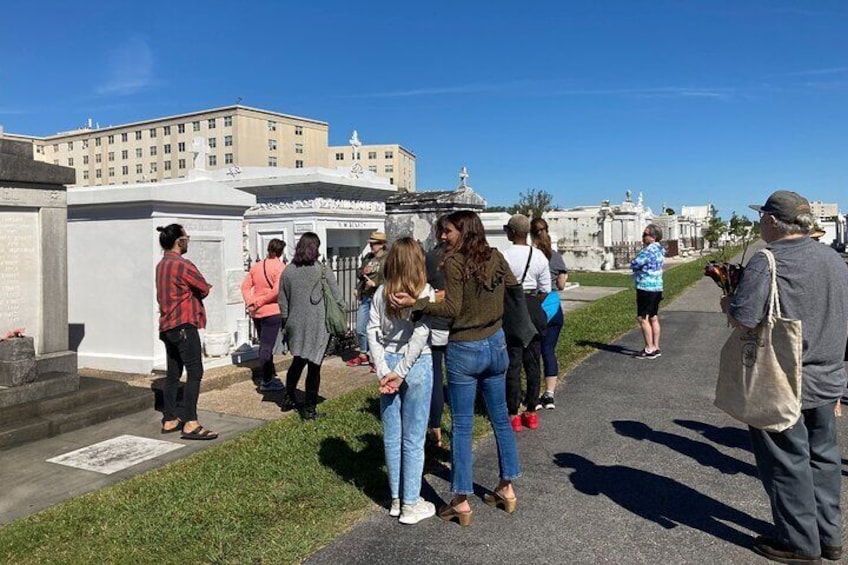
[748,190,811,223]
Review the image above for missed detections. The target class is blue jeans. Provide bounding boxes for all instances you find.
[380,351,433,505]
[356,297,372,353]
[446,329,521,495]
[541,306,563,378]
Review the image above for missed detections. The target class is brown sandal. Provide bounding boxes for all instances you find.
[181,425,219,440]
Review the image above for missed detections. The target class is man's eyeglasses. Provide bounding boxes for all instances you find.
[178,235,190,242]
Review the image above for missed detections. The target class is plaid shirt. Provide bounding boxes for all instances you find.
[156,251,212,332]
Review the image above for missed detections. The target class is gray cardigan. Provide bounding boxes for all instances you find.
[279,263,342,364]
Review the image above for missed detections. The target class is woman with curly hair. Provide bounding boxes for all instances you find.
[391,210,521,526]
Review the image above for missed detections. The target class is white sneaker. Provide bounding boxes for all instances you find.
[389,498,401,517]
[398,499,436,525]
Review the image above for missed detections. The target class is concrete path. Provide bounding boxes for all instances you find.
[305,261,848,564]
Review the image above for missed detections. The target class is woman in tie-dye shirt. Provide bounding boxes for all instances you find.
[630,224,665,359]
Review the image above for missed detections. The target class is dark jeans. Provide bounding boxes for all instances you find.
[506,336,541,415]
[749,401,842,557]
[541,307,563,378]
[286,356,322,409]
[253,314,282,383]
[159,323,203,422]
[429,345,446,429]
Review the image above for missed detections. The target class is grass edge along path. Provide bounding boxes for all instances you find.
[0,248,736,565]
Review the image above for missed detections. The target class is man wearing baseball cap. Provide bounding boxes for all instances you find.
[348,232,388,371]
[722,190,848,563]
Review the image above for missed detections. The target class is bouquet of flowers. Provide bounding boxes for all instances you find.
[704,262,744,296]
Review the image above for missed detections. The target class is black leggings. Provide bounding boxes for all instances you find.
[286,356,322,408]
[428,346,446,429]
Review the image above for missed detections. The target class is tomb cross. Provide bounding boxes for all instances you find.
[458,166,469,190]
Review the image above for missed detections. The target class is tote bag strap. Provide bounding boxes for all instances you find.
[520,248,533,284]
[760,249,782,320]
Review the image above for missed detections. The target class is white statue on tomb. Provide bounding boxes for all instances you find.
[625,190,632,202]
[349,130,362,161]
[637,192,644,206]
[458,165,470,191]
[191,137,210,171]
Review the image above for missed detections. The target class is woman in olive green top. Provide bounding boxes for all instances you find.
[391,210,521,526]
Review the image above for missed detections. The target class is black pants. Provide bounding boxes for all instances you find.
[160,324,203,422]
[286,356,321,409]
[429,345,446,429]
[506,336,541,415]
[253,315,282,383]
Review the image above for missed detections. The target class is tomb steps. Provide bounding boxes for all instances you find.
[0,375,151,450]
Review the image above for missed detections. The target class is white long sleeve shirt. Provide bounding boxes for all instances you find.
[367,284,433,379]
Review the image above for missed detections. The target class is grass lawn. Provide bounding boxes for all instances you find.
[567,271,633,287]
[0,247,736,564]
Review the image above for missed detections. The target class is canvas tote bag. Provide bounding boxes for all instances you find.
[715,249,803,433]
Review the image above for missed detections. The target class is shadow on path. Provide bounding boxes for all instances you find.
[554,453,770,550]
[613,421,757,477]
[674,419,752,452]
[575,340,641,356]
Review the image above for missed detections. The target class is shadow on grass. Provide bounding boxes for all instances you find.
[613,421,757,477]
[319,433,388,506]
[554,452,770,550]
[575,340,641,356]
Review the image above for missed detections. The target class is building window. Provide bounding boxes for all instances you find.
[295,125,303,135]
[208,155,217,166]
[96,169,102,178]
[52,143,58,152]
[295,160,303,168]
[121,132,128,142]
[178,124,185,134]
[385,150,393,159]
[135,148,143,158]
[224,116,232,127]
[335,152,344,161]
[149,128,157,138]
[192,121,200,132]
[83,170,89,180]
[95,138,102,147]
[108,135,114,144]
[150,162,157,173]
[68,141,73,150]
[268,156,277,167]
[83,155,89,165]
[268,139,277,150]
[82,139,89,149]
[178,142,185,152]
[208,118,216,129]
[122,166,128,175]
[295,143,303,154]
[224,135,232,147]
[208,137,216,148]
[163,125,171,135]
[136,164,143,174]
[268,120,276,131]
[390,177,394,184]
[121,150,128,160]
[385,165,394,173]
[368,151,376,159]
[150,146,157,156]
[108,167,114,177]
[135,131,142,140]
[164,161,172,171]
[95,154,102,163]
[368,165,377,172]
[178,159,186,169]
[108,152,114,162]
[67,157,74,166]
[164,144,171,154]
[225,153,233,164]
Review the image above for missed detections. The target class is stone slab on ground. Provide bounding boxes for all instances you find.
[0,408,264,525]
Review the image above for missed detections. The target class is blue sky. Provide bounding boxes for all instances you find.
[2,0,847,219]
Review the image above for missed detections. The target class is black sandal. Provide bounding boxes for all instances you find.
[180,425,219,440]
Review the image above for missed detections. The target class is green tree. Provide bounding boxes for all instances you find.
[665,207,676,215]
[483,205,510,213]
[703,205,727,248]
[509,189,555,219]
[728,211,753,242]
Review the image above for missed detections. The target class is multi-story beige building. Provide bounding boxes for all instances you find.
[327,143,416,192]
[809,200,840,218]
[8,105,415,191]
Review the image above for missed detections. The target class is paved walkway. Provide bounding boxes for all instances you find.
[305,262,848,564]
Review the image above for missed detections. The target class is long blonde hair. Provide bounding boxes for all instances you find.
[383,237,426,319]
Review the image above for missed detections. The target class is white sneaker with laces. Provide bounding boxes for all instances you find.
[389,498,401,517]
[398,499,436,525]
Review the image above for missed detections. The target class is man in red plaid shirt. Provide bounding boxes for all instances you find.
[155,224,217,440]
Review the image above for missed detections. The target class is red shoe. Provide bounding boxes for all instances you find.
[521,411,539,430]
[510,415,523,432]
[346,355,367,367]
